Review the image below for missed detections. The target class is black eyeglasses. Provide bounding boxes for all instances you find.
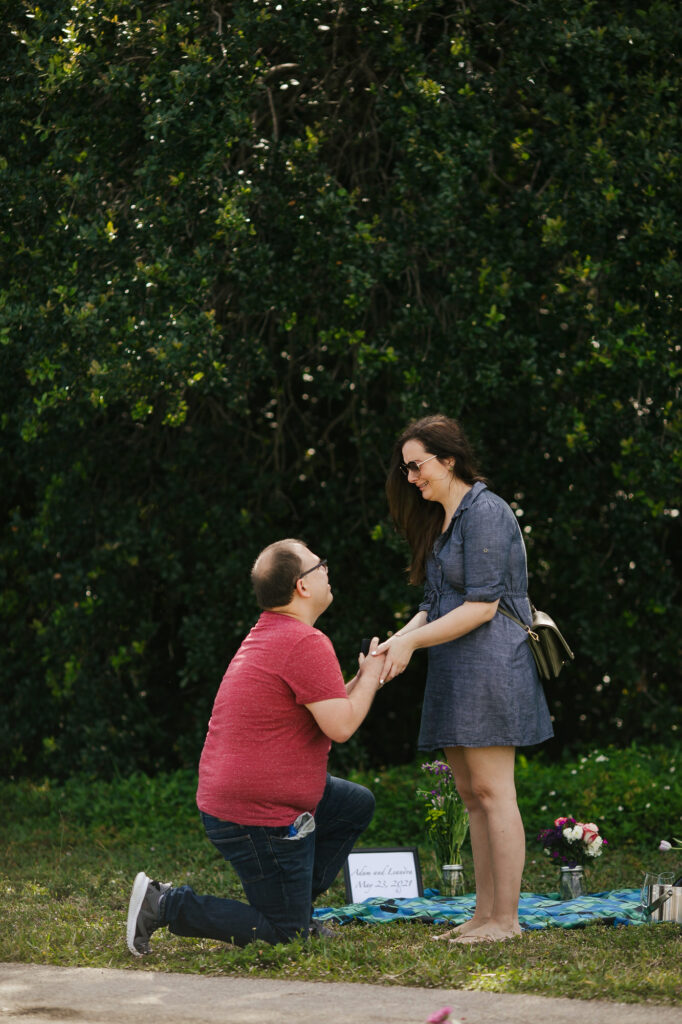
[298,558,328,580]
[400,454,439,477]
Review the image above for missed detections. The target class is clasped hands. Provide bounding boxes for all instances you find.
[358,633,415,688]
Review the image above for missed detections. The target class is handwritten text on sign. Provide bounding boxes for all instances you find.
[346,850,421,901]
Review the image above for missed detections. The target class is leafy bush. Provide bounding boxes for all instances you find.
[1,0,680,778]
[516,744,682,850]
[354,743,682,851]
[3,744,679,855]
[358,741,679,851]
[0,769,200,844]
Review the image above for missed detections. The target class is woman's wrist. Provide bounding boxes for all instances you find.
[407,629,423,651]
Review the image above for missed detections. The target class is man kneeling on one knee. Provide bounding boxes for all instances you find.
[127,538,386,953]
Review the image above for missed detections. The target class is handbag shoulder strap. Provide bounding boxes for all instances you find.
[498,606,539,641]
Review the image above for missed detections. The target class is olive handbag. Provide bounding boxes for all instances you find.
[499,605,574,681]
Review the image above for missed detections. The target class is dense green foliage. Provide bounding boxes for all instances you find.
[1,1,680,778]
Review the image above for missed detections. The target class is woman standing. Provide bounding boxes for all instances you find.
[374,414,553,943]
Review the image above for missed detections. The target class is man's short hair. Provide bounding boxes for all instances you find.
[251,538,307,610]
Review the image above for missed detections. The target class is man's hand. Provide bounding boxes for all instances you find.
[358,636,387,686]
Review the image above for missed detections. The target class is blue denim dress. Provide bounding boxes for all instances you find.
[417,482,553,750]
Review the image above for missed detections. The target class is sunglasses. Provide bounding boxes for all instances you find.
[400,454,439,477]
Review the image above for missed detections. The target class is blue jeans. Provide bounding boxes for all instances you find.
[161,774,375,946]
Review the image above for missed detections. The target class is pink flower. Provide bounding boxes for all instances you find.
[582,824,599,844]
[426,1008,452,1023]
[554,816,569,827]
[659,840,672,852]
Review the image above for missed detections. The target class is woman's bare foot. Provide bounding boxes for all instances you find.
[432,916,488,941]
[450,922,522,944]
[432,924,467,941]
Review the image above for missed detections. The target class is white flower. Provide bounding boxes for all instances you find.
[563,825,583,841]
[659,840,673,852]
[586,836,603,857]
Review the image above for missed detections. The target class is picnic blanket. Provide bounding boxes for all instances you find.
[312,888,645,930]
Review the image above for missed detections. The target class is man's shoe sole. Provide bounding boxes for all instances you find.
[126,871,150,956]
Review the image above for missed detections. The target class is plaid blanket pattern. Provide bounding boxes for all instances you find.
[312,888,646,930]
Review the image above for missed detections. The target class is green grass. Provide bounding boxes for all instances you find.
[1,770,681,1004]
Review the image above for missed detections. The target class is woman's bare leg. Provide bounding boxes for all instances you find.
[432,748,492,938]
[434,745,524,942]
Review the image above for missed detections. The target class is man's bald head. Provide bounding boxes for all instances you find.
[251,538,307,610]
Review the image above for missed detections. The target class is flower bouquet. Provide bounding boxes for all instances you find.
[418,761,469,868]
[537,816,607,867]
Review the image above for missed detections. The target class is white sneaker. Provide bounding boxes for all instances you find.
[126,871,171,956]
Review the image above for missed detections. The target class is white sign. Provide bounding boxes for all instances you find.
[343,847,423,903]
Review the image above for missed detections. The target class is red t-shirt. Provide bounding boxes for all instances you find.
[196,611,348,825]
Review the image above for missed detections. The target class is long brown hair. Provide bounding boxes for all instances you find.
[385,415,487,584]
